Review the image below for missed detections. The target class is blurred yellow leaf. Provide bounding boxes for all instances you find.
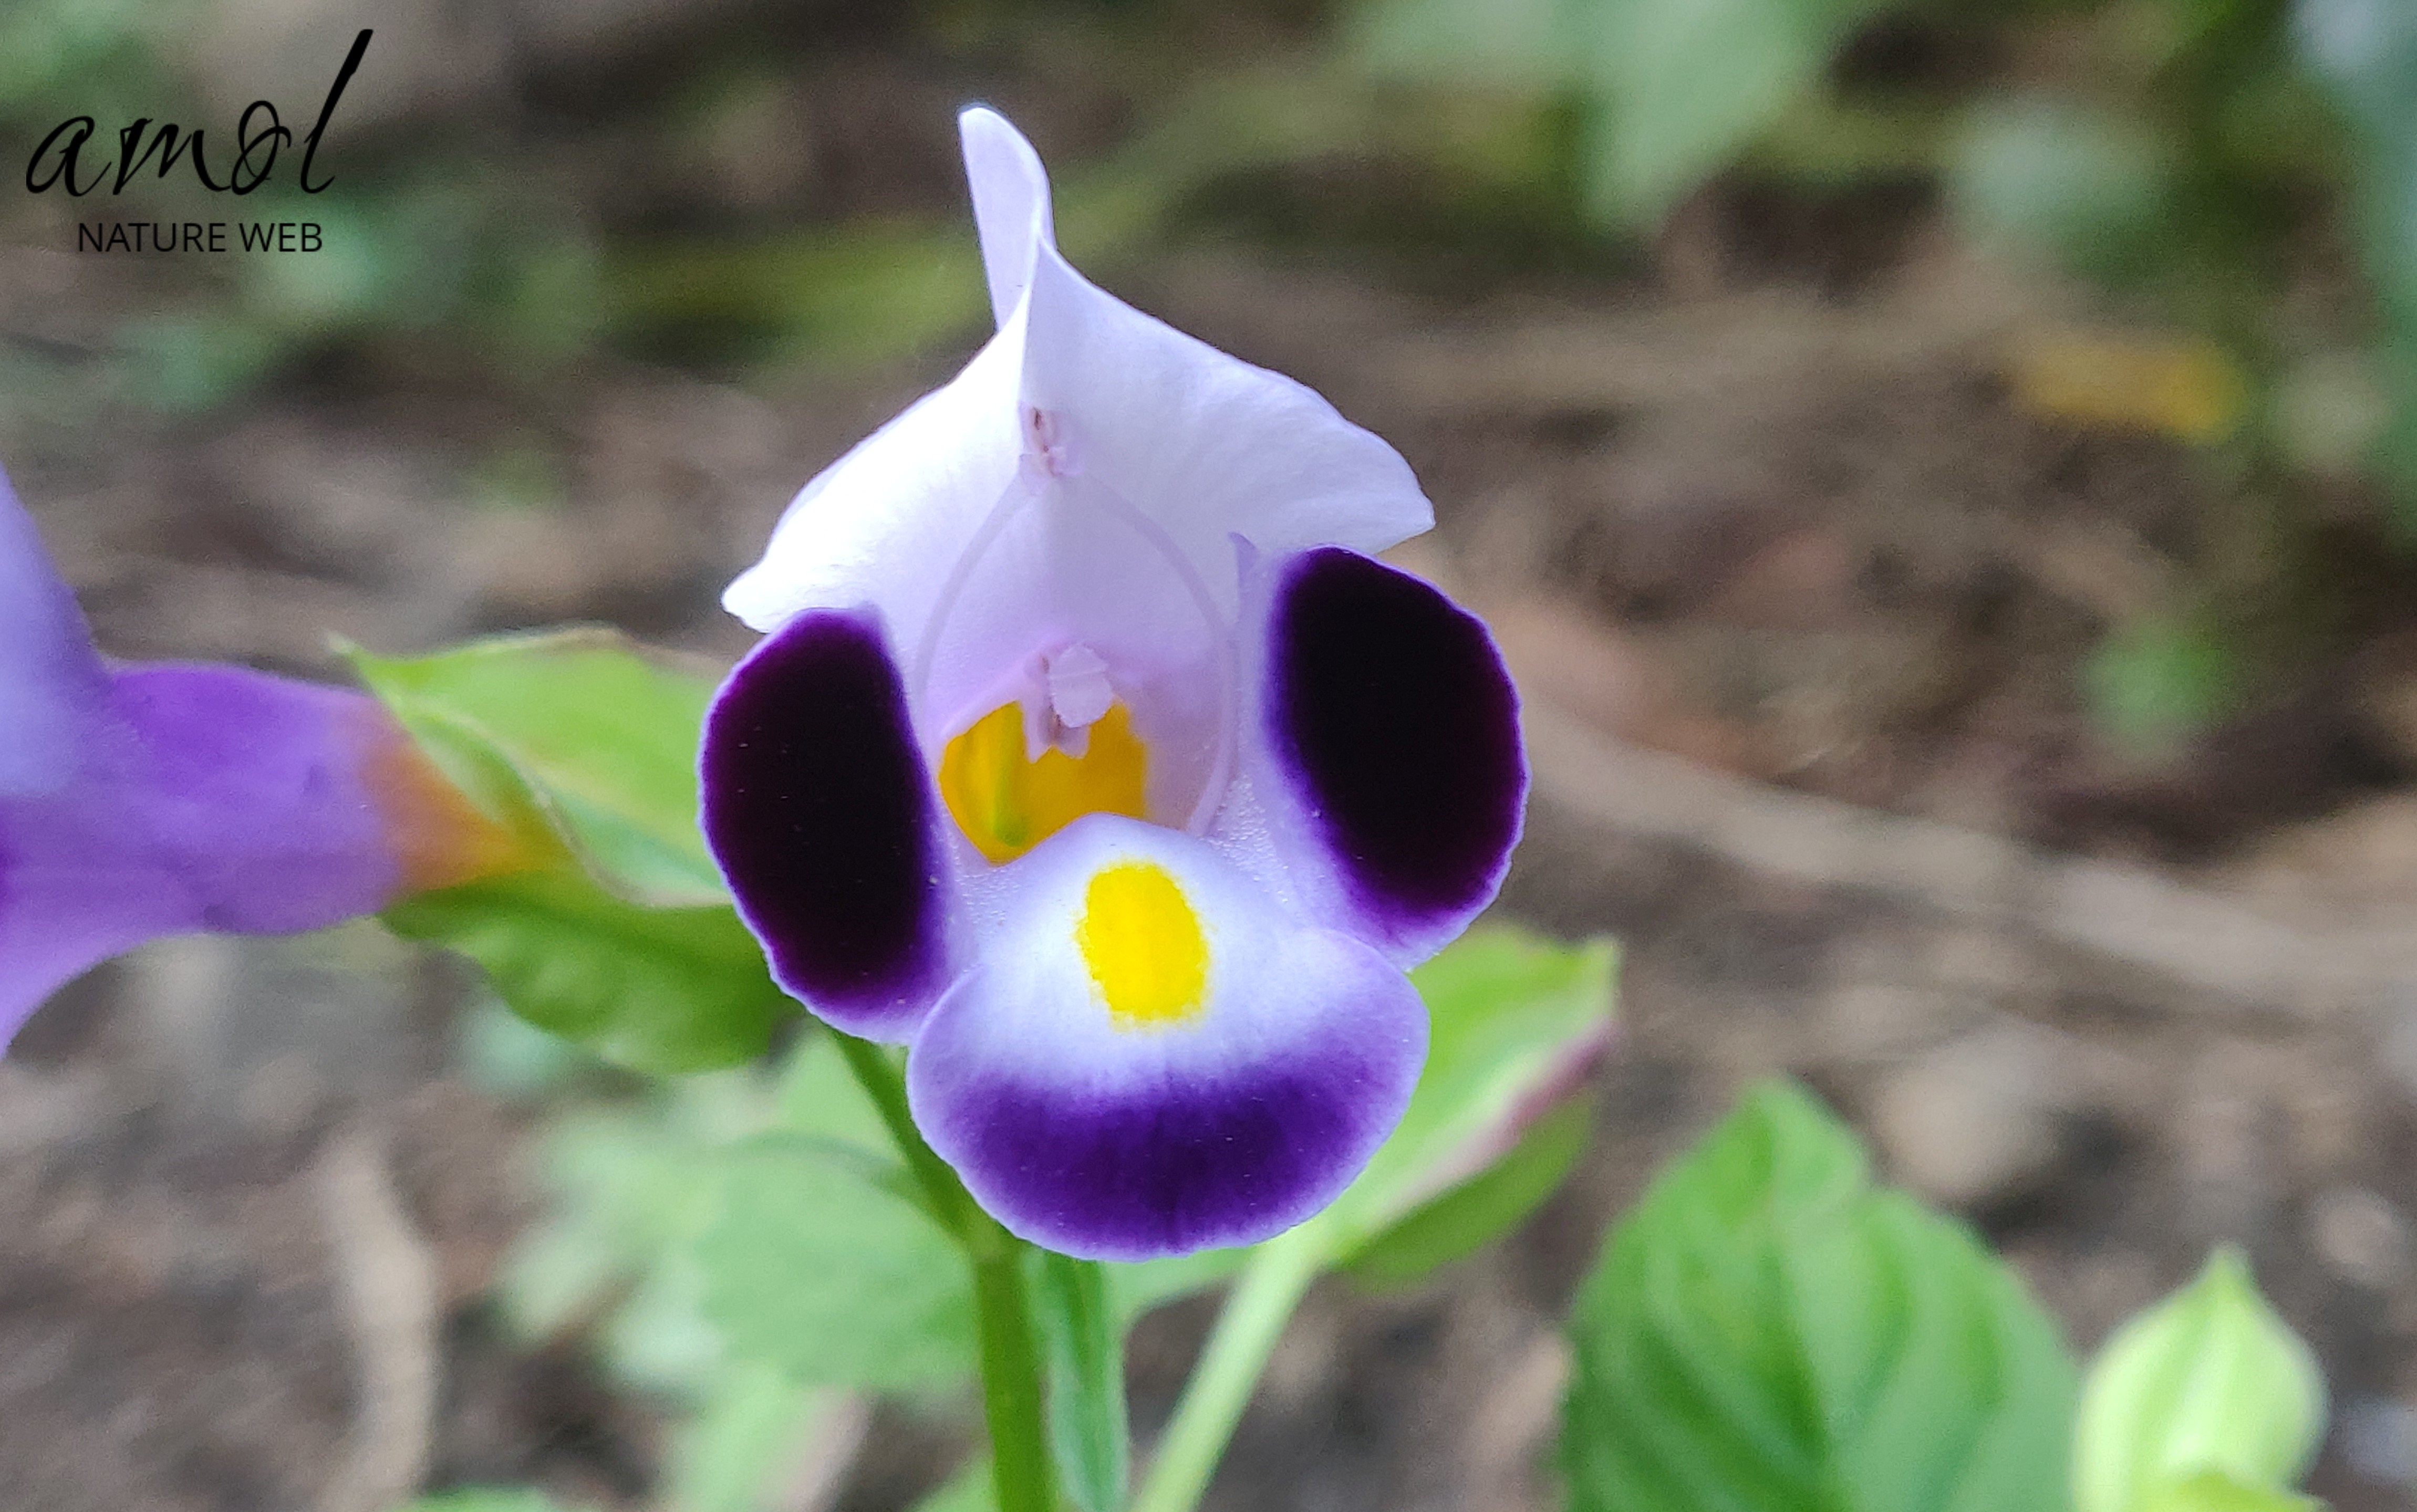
[2008,330,2248,443]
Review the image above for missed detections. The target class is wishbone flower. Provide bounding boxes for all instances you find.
[0,472,517,1047]
[701,108,1526,1260]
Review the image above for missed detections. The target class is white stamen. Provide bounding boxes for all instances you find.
[1046,643,1114,730]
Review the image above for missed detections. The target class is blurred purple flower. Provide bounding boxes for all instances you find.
[0,471,515,1046]
[701,109,1526,1260]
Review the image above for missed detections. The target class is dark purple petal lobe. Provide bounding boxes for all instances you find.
[1267,547,1524,941]
[700,610,949,1037]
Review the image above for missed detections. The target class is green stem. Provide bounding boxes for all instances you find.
[1128,1225,1327,1512]
[830,1033,1058,1512]
[830,1032,977,1231]
[971,1232,1058,1512]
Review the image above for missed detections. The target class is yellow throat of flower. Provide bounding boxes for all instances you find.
[938,699,1148,864]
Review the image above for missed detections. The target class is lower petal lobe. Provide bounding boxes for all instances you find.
[906,816,1425,1259]
[701,609,950,1038]
[1262,547,1525,955]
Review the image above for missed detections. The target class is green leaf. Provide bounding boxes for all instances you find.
[912,1460,998,1512]
[2136,1473,2324,1512]
[396,1493,583,1512]
[1104,927,1616,1317]
[1351,0,1594,92]
[1328,929,1616,1249]
[355,629,788,1074]
[771,1031,896,1157]
[383,868,784,1075]
[662,1358,827,1512]
[2074,1248,2327,1512]
[1353,0,1890,223]
[1561,1079,2078,1512]
[1948,97,2174,285]
[347,629,724,905]
[696,1135,977,1390]
[1035,1253,1129,1512]
[1347,1095,1590,1289]
[1585,0,1890,225]
[2086,615,2239,754]
[1107,1245,1254,1322]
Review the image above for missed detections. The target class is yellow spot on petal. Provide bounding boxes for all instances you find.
[938,700,1148,864]
[1077,860,1208,1029]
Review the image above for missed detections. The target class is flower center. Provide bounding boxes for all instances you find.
[938,697,1148,864]
[1076,860,1207,1028]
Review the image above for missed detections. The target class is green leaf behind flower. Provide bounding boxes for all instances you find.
[1109,926,1617,1316]
[1034,1252,1129,1512]
[384,871,783,1075]
[694,1134,977,1391]
[1561,1079,2078,1512]
[348,628,724,905]
[352,630,789,1075]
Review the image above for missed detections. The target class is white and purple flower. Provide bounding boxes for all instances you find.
[0,472,513,1046]
[700,109,1526,1261]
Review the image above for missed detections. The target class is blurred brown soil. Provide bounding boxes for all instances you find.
[7,124,2417,1512]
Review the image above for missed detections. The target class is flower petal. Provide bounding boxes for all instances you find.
[1231,546,1526,964]
[3,665,409,1046]
[721,312,1026,643]
[701,608,955,1039]
[112,666,406,932]
[0,471,107,798]
[1011,191,1434,612]
[960,105,1054,327]
[724,108,1437,733]
[906,814,1426,1259]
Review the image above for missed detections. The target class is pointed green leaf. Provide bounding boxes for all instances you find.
[2137,1472,2324,1512]
[662,1358,828,1512]
[694,1135,977,1390]
[911,1461,998,1512]
[1561,1080,2078,1512]
[2075,1248,2327,1512]
[1347,1094,1590,1289]
[356,630,786,1073]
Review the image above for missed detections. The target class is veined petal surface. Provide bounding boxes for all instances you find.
[906,813,1426,1260]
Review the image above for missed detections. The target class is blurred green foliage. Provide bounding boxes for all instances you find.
[17,0,2417,747]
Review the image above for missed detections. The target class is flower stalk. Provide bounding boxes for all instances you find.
[1128,1222,1326,1512]
[833,1031,1059,1512]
